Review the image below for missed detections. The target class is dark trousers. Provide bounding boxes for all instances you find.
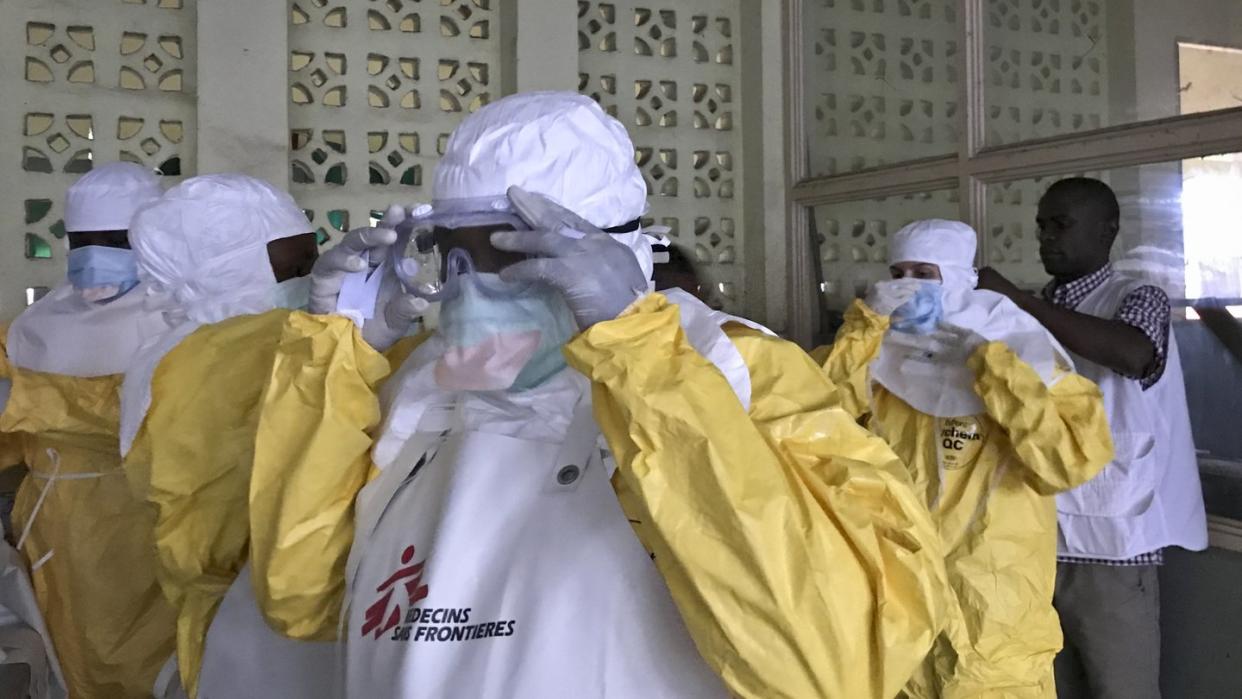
[1053,562,1161,699]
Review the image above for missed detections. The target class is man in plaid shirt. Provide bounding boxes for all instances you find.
[977,177,1207,699]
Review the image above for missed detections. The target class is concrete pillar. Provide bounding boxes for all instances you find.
[195,0,289,186]
[500,0,579,94]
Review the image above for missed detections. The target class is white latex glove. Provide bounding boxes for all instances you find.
[939,320,989,355]
[308,204,429,351]
[491,186,649,330]
[865,278,923,317]
[359,264,429,351]
[308,204,404,314]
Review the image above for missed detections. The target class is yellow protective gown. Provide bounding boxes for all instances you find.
[562,293,950,698]
[0,327,177,698]
[124,309,404,697]
[254,292,948,698]
[0,326,24,469]
[819,300,1114,698]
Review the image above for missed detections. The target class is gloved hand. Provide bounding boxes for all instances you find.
[308,204,429,351]
[865,278,923,316]
[491,186,649,329]
[308,205,403,314]
[360,266,430,351]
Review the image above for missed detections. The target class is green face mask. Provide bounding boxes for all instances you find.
[435,273,578,392]
[270,275,312,311]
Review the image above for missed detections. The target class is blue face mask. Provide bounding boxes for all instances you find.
[66,245,139,300]
[890,280,944,335]
[437,274,578,392]
[270,275,312,311]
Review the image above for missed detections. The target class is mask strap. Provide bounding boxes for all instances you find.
[603,218,643,234]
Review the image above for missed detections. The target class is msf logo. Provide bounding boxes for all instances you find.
[362,545,429,639]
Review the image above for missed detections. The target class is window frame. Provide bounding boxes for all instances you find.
[784,0,1242,547]
[783,0,1242,348]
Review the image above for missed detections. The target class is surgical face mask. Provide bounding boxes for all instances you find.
[269,275,311,310]
[435,273,578,392]
[891,280,944,335]
[66,245,139,302]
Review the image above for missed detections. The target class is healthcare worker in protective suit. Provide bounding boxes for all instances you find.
[818,219,1115,698]
[289,91,949,698]
[118,173,399,699]
[0,162,174,698]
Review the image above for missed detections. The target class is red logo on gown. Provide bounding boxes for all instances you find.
[361,545,429,639]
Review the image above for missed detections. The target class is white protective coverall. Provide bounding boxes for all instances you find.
[118,174,340,699]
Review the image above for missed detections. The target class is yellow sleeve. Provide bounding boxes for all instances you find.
[564,294,947,699]
[816,299,889,420]
[969,341,1115,494]
[0,324,22,468]
[248,311,391,640]
[124,310,289,698]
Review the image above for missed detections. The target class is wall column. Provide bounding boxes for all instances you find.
[196,0,289,186]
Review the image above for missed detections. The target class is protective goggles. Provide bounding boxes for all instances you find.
[389,195,536,302]
[389,187,653,303]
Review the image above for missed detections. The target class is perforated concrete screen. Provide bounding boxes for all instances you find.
[802,0,1110,309]
[0,0,198,320]
[578,1,747,312]
[287,0,501,246]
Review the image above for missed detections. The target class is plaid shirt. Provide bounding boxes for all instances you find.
[1042,265,1170,389]
[1044,264,1170,567]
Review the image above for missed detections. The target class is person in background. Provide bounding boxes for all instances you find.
[819,219,1114,698]
[978,177,1207,699]
[652,242,709,303]
[116,173,377,699]
[0,162,178,698]
[293,90,950,698]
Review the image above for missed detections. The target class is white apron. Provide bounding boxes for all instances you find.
[196,564,337,699]
[343,292,762,699]
[1055,272,1207,559]
[344,394,727,698]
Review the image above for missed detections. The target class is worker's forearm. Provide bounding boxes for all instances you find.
[1008,293,1155,377]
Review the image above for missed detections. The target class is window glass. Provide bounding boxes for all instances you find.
[802,1,960,176]
[986,156,1242,299]
[986,158,1242,510]
[984,0,1242,145]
